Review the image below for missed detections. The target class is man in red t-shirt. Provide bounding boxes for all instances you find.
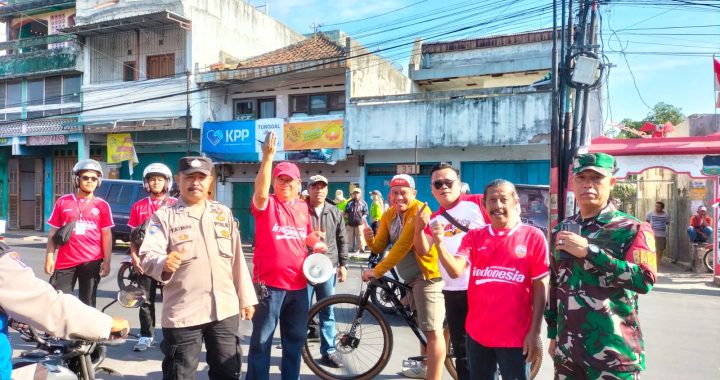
[434,179,548,380]
[127,163,177,352]
[45,159,114,307]
[247,131,326,380]
[687,205,713,243]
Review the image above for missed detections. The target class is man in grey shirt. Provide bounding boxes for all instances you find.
[645,201,670,264]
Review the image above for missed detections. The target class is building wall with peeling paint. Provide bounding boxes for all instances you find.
[346,87,551,150]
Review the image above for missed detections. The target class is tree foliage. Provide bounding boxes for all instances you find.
[617,102,685,139]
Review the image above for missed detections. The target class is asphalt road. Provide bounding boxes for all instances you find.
[6,235,720,379]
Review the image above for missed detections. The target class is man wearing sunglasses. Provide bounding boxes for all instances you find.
[45,159,114,308]
[413,163,490,380]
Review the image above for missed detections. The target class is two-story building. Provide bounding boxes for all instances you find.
[346,30,562,208]
[195,30,409,242]
[0,0,84,230]
[0,0,305,231]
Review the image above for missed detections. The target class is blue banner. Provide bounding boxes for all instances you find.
[202,120,260,162]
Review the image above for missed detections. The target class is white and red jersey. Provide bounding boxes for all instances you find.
[457,223,549,348]
[128,196,178,228]
[47,194,114,270]
[425,194,490,290]
[252,194,312,290]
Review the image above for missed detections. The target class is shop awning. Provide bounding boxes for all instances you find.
[60,11,191,37]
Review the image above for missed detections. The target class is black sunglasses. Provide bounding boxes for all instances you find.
[81,175,99,182]
[432,179,455,190]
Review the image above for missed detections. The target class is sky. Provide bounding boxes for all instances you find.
[260,0,720,130]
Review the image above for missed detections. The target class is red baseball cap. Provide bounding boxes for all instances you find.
[390,174,415,189]
[272,162,301,180]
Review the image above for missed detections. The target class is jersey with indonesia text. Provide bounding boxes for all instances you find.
[457,223,549,347]
[252,194,312,290]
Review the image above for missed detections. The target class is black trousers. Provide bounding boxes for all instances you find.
[161,314,242,380]
[137,273,158,338]
[50,259,102,307]
[444,289,470,380]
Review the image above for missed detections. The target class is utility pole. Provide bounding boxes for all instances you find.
[186,71,191,154]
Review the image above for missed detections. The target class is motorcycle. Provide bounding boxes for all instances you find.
[11,287,143,379]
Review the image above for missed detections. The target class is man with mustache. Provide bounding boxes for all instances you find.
[247,132,326,380]
[413,163,489,380]
[546,153,657,379]
[362,174,445,380]
[140,156,257,380]
[435,179,548,380]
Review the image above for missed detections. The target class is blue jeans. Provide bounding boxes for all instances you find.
[466,336,529,380]
[246,286,308,380]
[687,226,713,243]
[307,273,337,356]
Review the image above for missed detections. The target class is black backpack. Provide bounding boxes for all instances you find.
[129,218,152,248]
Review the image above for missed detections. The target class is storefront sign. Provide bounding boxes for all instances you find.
[26,134,68,146]
[107,133,138,166]
[702,155,720,175]
[284,116,343,151]
[202,120,259,162]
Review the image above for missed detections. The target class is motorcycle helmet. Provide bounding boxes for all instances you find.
[72,159,103,187]
[142,163,173,193]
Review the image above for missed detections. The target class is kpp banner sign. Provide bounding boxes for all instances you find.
[202,120,258,162]
[284,116,343,151]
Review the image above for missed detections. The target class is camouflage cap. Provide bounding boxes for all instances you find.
[572,152,616,177]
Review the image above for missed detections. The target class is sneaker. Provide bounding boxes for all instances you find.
[320,353,344,368]
[133,336,153,352]
[401,359,427,379]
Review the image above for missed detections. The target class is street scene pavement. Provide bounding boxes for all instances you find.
[6,232,720,379]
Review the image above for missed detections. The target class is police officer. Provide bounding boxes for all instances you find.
[127,163,178,352]
[140,156,257,380]
[0,241,129,380]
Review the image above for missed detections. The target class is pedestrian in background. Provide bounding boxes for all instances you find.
[45,159,114,307]
[140,156,256,380]
[345,188,369,254]
[369,189,385,235]
[547,152,656,379]
[127,163,177,352]
[305,174,348,368]
[687,205,712,244]
[645,201,670,264]
[436,179,548,380]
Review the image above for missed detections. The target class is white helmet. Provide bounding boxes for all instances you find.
[142,163,173,193]
[72,159,103,187]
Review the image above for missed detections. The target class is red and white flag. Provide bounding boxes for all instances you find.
[715,57,720,91]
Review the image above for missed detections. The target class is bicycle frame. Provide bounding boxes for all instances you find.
[363,277,427,347]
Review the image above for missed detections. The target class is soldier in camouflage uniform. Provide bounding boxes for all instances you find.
[545,152,657,380]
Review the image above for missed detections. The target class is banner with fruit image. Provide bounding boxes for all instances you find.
[283,116,343,150]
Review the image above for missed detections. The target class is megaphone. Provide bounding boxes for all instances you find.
[303,254,334,285]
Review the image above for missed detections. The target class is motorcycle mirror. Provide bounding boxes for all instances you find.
[117,285,146,308]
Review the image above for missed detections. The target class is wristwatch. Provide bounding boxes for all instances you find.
[587,244,601,257]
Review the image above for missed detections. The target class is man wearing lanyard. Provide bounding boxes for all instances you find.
[127,163,178,352]
[45,159,114,307]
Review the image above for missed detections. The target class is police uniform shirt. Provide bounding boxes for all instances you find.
[139,198,257,328]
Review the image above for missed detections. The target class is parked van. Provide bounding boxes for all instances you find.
[94,179,144,244]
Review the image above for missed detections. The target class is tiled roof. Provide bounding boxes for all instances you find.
[237,33,346,69]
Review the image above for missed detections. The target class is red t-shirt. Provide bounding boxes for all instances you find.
[128,196,178,228]
[47,194,114,270]
[252,194,312,290]
[457,223,549,347]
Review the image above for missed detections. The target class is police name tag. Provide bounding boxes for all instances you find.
[75,221,87,235]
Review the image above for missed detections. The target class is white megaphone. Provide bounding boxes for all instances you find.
[303,254,334,285]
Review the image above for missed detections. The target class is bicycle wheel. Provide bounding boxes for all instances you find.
[704,249,714,272]
[302,294,393,380]
[369,282,404,314]
[116,262,136,291]
[529,337,543,379]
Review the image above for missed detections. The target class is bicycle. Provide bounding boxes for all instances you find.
[301,276,543,379]
[703,244,714,273]
[366,253,407,314]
